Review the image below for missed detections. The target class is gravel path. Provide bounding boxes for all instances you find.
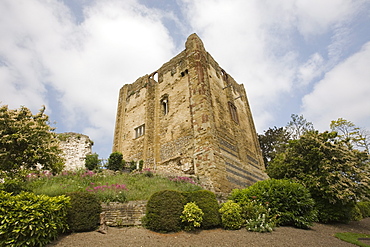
[48,218,370,247]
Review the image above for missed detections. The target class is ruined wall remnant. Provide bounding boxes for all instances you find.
[58,132,93,170]
[113,33,269,193]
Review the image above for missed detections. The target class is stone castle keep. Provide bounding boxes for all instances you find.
[113,33,268,192]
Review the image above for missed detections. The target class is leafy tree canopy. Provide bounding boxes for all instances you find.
[0,105,64,176]
[286,114,315,140]
[330,118,369,153]
[258,126,290,167]
[267,131,369,205]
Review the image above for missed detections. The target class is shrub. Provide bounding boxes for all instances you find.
[143,190,186,232]
[129,160,137,172]
[314,197,354,223]
[349,204,363,221]
[85,153,101,171]
[0,191,70,247]
[219,200,243,230]
[0,178,29,195]
[107,152,124,171]
[180,202,204,231]
[231,179,317,229]
[357,201,370,218]
[66,192,102,232]
[183,190,221,229]
[245,211,275,233]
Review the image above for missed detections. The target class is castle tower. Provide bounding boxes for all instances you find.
[113,33,268,192]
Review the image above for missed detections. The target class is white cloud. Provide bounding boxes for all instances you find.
[181,0,368,131]
[302,42,370,130]
[298,53,324,86]
[0,0,176,156]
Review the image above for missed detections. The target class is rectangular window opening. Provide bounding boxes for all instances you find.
[134,124,145,138]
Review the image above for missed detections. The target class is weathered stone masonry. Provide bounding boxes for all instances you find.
[113,33,268,193]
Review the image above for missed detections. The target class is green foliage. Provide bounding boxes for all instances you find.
[107,152,124,171]
[129,160,137,172]
[357,201,370,218]
[182,190,221,229]
[0,191,70,247]
[85,153,101,171]
[180,202,204,231]
[219,200,244,230]
[335,232,370,247]
[231,179,317,229]
[286,114,315,140]
[143,190,186,232]
[350,204,363,221]
[139,160,144,171]
[0,178,30,195]
[258,126,290,167]
[330,118,370,153]
[66,192,101,232]
[0,105,64,175]
[267,131,370,222]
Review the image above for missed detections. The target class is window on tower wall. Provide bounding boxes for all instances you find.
[228,102,239,124]
[161,95,169,116]
[134,124,145,138]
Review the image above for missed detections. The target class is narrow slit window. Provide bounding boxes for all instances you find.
[228,102,239,124]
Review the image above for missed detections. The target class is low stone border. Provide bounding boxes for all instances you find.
[101,201,147,227]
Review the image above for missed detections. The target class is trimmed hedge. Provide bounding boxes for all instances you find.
[182,190,221,229]
[231,179,317,229]
[66,192,102,232]
[143,189,221,232]
[0,191,70,247]
[143,190,186,232]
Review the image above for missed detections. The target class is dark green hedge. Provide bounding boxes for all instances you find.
[143,189,221,232]
[143,190,186,232]
[66,192,102,232]
[182,190,221,229]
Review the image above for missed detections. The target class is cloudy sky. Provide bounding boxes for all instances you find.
[1,0,370,159]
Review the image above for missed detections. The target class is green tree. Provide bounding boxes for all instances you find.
[286,114,315,140]
[107,152,123,171]
[258,126,290,167]
[267,131,370,222]
[330,118,369,153]
[0,105,64,176]
[85,153,101,171]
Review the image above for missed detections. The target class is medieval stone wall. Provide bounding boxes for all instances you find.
[113,34,268,193]
[58,132,93,170]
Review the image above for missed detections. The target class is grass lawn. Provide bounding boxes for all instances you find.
[26,169,202,202]
[335,232,370,247]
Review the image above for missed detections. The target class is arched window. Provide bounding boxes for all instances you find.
[161,95,169,116]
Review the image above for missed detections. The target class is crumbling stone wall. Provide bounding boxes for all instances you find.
[58,132,93,170]
[113,34,268,193]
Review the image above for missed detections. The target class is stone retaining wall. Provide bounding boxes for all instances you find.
[101,201,147,226]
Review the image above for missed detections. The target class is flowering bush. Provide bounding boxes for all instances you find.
[245,210,275,233]
[180,202,204,231]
